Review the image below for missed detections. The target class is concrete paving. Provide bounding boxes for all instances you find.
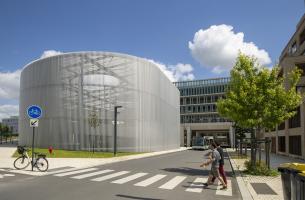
[228,148,305,200]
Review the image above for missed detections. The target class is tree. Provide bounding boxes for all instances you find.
[2,125,9,143]
[9,126,13,143]
[217,54,302,166]
[0,123,2,144]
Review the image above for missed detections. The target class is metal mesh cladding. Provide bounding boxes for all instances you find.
[19,52,180,152]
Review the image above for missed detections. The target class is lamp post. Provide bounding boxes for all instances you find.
[114,106,122,156]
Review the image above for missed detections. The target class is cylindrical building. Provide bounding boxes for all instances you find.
[19,52,180,152]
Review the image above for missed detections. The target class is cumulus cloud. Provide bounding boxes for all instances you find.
[0,104,19,121]
[40,50,62,59]
[0,70,21,100]
[146,59,195,82]
[189,24,271,74]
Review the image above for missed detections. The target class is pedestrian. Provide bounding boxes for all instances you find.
[200,143,227,190]
[211,141,227,186]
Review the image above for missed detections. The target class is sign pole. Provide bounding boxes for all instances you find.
[114,106,122,157]
[32,127,35,171]
[114,107,117,157]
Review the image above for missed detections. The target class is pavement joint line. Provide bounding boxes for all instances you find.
[227,150,254,200]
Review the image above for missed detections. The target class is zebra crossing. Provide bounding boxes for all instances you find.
[0,168,16,179]
[51,167,233,196]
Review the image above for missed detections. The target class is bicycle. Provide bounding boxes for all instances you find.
[14,146,49,172]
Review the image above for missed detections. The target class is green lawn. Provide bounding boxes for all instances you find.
[12,148,143,158]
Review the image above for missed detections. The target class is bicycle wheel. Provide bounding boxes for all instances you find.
[36,157,48,172]
[13,156,30,170]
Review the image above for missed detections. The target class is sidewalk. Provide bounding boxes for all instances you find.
[0,144,189,176]
[227,148,305,200]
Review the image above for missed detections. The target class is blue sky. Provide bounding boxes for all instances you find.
[0,0,304,119]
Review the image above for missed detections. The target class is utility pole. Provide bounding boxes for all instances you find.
[114,106,122,156]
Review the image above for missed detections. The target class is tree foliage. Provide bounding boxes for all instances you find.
[217,54,302,131]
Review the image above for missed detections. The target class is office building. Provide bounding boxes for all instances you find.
[2,116,18,133]
[265,14,305,159]
[174,78,233,147]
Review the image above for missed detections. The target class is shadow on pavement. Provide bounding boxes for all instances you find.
[161,167,234,177]
[116,194,163,200]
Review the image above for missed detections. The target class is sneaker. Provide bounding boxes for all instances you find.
[203,183,208,187]
[220,185,227,190]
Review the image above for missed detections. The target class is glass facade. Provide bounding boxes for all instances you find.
[174,77,231,124]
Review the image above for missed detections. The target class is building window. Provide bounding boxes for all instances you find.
[207,96,211,103]
[186,98,190,105]
[299,28,305,46]
[278,136,286,152]
[290,42,297,54]
[278,121,285,130]
[289,135,302,156]
[289,107,301,128]
[296,63,305,76]
[192,97,197,104]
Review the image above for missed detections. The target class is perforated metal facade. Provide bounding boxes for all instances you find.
[19,52,180,152]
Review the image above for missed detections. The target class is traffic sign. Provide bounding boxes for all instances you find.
[30,119,39,127]
[27,105,42,119]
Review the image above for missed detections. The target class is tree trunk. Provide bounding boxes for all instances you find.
[240,138,243,155]
[250,128,256,168]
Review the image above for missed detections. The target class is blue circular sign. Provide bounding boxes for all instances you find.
[27,105,42,119]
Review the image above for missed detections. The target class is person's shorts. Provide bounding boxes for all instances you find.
[210,167,219,177]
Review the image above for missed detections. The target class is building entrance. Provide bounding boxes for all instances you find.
[191,130,230,147]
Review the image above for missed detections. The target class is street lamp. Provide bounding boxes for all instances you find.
[114,106,122,156]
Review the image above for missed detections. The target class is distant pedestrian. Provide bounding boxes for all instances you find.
[200,143,227,190]
[211,141,227,185]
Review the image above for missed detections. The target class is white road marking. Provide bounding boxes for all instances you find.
[91,171,130,182]
[186,177,207,193]
[216,180,232,196]
[111,173,148,184]
[159,176,186,190]
[71,169,114,179]
[134,174,167,187]
[54,168,98,177]
[3,174,15,177]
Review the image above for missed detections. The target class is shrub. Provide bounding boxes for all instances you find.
[243,160,279,176]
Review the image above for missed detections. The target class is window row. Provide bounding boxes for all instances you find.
[267,107,301,132]
[180,95,225,105]
[178,85,227,96]
[174,78,230,87]
[278,135,302,156]
[180,114,231,123]
[180,104,217,113]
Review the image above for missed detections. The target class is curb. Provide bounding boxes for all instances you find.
[226,150,254,200]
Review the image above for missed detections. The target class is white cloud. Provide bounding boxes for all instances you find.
[0,70,21,100]
[0,104,19,121]
[189,24,271,74]
[40,50,62,59]
[146,59,195,82]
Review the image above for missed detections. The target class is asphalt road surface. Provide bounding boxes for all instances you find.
[0,149,242,200]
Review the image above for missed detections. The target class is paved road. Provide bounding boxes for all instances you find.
[0,149,242,200]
